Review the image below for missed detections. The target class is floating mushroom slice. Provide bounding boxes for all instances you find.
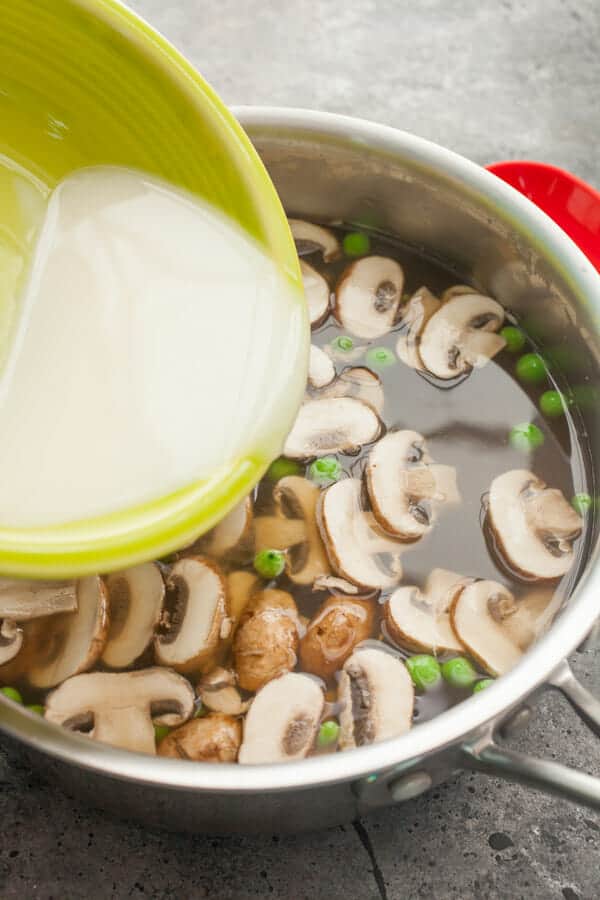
[0,579,77,620]
[396,287,441,370]
[101,563,165,669]
[308,343,336,388]
[335,256,404,339]
[318,478,403,590]
[321,367,384,414]
[197,667,250,716]
[440,284,479,303]
[385,568,468,653]
[203,496,254,561]
[288,219,341,262]
[312,574,360,595]
[488,470,583,580]
[158,713,242,762]
[283,397,381,459]
[0,619,23,665]
[226,571,260,627]
[366,430,459,540]
[28,577,109,689]
[300,595,376,680]
[233,589,300,692]
[338,647,414,749]
[238,672,325,764]
[419,293,506,379]
[154,557,231,675]
[301,261,331,328]
[45,667,194,755]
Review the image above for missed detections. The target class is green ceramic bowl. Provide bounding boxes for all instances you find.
[0,0,305,578]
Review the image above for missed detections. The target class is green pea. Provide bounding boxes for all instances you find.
[154,724,171,743]
[365,346,396,369]
[473,678,495,694]
[405,654,442,691]
[309,455,343,486]
[26,704,45,716]
[343,231,371,258]
[509,422,544,452]
[253,548,286,579]
[266,457,302,482]
[317,720,340,747]
[0,686,23,704]
[441,657,478,689]
[572,492,593,517]
[515,353,547,384]
[539,390,566,418]
[500,326,526,353]
[333,335,354,352]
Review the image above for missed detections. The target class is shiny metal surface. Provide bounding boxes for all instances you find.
[1,108,600,831]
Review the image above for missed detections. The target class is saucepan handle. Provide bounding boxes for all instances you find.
[461,661,600,810]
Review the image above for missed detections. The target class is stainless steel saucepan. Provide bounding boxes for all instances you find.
[1,108,599,833]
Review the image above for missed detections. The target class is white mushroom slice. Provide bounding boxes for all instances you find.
[419,293,506,379]
[45,667,194,755]
[283,397,381,459]
[488,470,583,580]
[197,667,250,716]
[440,284,478,303]
[335,256,404,339]
[313,574,360,595]
[0,579,77,620]
[233,589,300,692]
[203,496,253,560]
[28,577,109,689]
[254,516,306,552]
[154,557,231,674]
[102,563,165,669]
[239,672,324,764]
[366,430,459,540]
[301,261,330,328]
[289,219,341,262]
[385,568,468,653]
[318,478,403,590]
[158,714,242,762]
[0,619,23,665]
[451,580,552,675]
[321,367,384,414]
[308,344,335,388]
[277,476,330,585]
[338,647,413,749]
[395,287,441,370]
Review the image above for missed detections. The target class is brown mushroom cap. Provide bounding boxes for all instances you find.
[233,589,300,692]
[283,397,381,459]
[299,595,376,680]
[45,667,194,755]
[321,366,385,414]
[225,570,260,628]
[289,219,341,262]
[335,257,404,339]
[366,430,459,540]
[385,568,468,653]
[488,470,583,580]
[102,563,165,669]
[158,713,242,762]
[301,261,331,328]
[238,672,324,764]
[338,646,414,749]
[396,287,441,370]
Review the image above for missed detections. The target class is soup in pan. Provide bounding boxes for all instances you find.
[0,220,591,765]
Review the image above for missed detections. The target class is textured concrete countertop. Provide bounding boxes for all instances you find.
[1,1,599,897]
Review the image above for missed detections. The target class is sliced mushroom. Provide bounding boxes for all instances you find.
[419,293,506,379]
[338,646,414,749]
[301,261,331,328]
[45,667,194,755]
[335,257,404,339]
[28,577,109,689]
[283,397,381,459]
[440,284,479,303]
[255,476,330,585]
[154,557,231,674]
[308,343,336,388]
[384,568,468,653]
[203,496,254,562]
[0,619,23,666]
[226,570,260,627]
[312,574,360,595]
[321,366,385,414]
[158,713,242,762]
[238,672,324,764]
[318,478,404,590]
[102,563,165,669]
[233,589,300,692]
[288,219,341,262]
[488,470,583,580]
[366,430,459,540]
[300,595,376,680]
[395,286,441,370]
[451,580,552,675]
[0,579,78,667]
[197,667,250,716]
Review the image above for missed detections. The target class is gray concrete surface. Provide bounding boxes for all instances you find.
[2,0,600,897]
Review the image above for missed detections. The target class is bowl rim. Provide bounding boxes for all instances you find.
[2,105,600,793]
